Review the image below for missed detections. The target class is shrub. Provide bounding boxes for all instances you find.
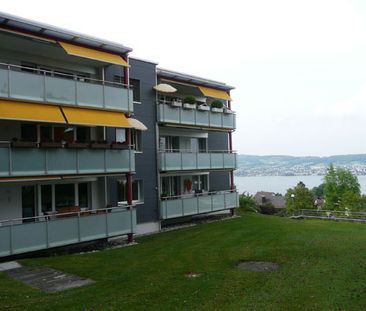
[183,96,196,105]
[211,100,224,109]
[258,202,277,215]
[238,193,257,213]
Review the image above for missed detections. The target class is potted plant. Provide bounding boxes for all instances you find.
[210,100,224,113]
[66,140,89,149]
[11,137,38,148]
[90,140,109,149]
[183,96,196,109]
[171,97,182,108]
[111,141,129,150]
[39,139,63,148]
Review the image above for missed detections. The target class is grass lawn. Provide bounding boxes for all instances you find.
[1,213,365,310]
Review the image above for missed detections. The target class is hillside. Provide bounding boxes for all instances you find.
[236,154,366,176]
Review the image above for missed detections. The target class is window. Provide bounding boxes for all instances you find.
[160,136,179,152]
[161,176,181,197]
[40,126,52,142]
[55,184,75,209]
[41,185,52,212]
[78,183,89,208]
[76,127,90,143]
[116,128,126,143]
[192,175,208,192]
[113,75,124,84]
[117,179,143,203]
[130,79,141,103]
[21,124,37,142]
[131,129,142,152]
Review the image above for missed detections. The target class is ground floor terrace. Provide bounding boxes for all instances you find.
[0,176,136,257]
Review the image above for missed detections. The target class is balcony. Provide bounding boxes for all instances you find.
[159,151,237,172]
[0,144,135,177]
[0,207,136,257]
[157,101,236,130]
[160,190,238,219]
[0,63,133,113]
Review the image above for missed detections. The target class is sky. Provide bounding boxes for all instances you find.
[2,0,366,156]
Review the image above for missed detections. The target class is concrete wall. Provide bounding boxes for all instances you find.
[107,58,159,224]
[208,131,231,191]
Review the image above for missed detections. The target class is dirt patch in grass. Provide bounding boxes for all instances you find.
[185,272,202,278]
[237,261,280,272]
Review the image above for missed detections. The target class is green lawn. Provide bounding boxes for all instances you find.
[1,213,365,311]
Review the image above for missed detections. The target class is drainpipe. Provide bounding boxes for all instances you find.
[123,54,134,242]
[228,96,235,216]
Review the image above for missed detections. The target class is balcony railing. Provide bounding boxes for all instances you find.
[0,143,135,177]
[0,206,136,257]
[0,63,133,112]
[160,190,238,219]
[159,150,237,171]
[157,101,236,130]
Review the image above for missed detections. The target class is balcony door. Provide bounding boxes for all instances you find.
[22,186,35,222]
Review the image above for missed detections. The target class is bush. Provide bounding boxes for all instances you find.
[211,100,224,109]
[183,96,196,105]
[258,202,277,215]
[238,193,257,213]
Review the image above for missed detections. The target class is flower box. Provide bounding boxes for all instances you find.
[111,143,129,150]
[197,104,210,111]
[211,107,224,113]
[11,141,38,148]
[183,103,196,109]
[90,143,110,149]
[171,100,182,108]
[223,108,234,114]
[66,142,89,149]
[39,141,63,148]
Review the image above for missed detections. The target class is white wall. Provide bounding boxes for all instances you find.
[0,184,22,221]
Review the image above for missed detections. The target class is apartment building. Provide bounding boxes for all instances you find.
[0,12,238,258]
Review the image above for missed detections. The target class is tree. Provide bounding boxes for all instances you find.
[311,183,325,198]
[285,181,314,213]
[323,164,361,211]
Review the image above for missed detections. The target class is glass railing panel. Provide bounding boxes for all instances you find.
[180,109,195,125]
[106,149,134,172]
[0,147,9,176]
[104,86,132,112]
[212,193,225,210]
[79,214,107,241]
[162,199,183,219]
[47,149,77,174]
[0,226,11,257]
[76,81,104,108]
[182,197,198,215]
[210,153,225,169]
[196,110,209,126]
[45,76,75,105]
[11,148,46,176]
[11,221,47,254]
[198,195,212,213]
[182,153,197,170]
[197,153,211,169]
[78,149,105,173]
[222,113,235,129]
[48,218,79,248]
[209,111,222,127]
[0,68,8,97]
[10,70,44,101]
[224,153,237,168]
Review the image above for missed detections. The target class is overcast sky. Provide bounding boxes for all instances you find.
[2,0,366,156]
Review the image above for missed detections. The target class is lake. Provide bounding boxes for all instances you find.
[235,175,366,195]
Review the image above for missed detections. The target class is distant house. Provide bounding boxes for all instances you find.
[254,192,285,209]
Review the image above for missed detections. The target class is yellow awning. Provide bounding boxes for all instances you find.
[0,100,65,123]
[59,41,129,66]
[61,106,131,128]
[198,86,231,101]
[127,118,148,131]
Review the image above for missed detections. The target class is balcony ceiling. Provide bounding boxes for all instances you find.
[0,31,115,67]
[0,11,132,55]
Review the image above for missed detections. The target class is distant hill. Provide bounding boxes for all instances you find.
[235,154,366,176]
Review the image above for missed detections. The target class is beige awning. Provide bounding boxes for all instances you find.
[153,83,177,93]
[127,118,148,131]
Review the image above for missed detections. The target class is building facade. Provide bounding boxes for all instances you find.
[0,12,238,258]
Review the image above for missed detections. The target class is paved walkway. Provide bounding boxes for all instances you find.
[1,262,94,292]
